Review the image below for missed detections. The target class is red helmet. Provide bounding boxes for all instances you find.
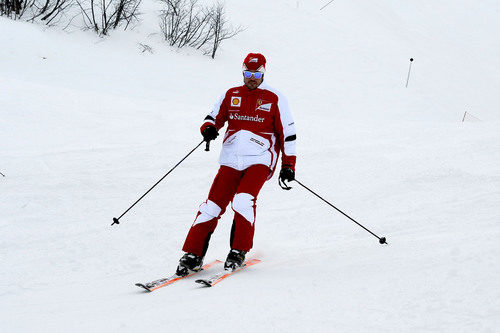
[242,53,266,73]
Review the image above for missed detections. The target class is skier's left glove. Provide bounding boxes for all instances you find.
[280,168,295,182]
[279,168,295,190]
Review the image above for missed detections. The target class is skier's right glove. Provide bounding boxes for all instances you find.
[202,125,219,142]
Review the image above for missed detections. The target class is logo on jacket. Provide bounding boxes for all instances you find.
[229,113,265,123]
[256,102,272,112]
[250,137,265,146]
[231,96,241,107]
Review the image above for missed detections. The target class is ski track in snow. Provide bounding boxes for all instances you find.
[1,1,500,331]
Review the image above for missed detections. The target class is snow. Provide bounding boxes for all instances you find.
[1,0,499,331]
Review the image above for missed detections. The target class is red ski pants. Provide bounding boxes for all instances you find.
[182,164,270,257]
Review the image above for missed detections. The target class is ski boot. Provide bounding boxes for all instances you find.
[224,249,246,271]
[176,252,203,277]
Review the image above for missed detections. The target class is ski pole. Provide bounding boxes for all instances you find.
[294,179,387,244]
[112,140,206,226]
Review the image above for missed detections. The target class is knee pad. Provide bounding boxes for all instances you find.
[232,193,255,223]
[193,200,222,225]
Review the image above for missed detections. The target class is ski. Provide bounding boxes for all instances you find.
[195,258,261,287]
[135,259,222,292]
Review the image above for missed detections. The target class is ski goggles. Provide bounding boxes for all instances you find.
[243,70,264,79]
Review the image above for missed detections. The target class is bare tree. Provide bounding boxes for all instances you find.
[159,0,242,58]
[76,0,141,35]
[1,0,72,25]
[209,2,242,59]
[1,0,34,19]
[30,0,73,25]
[160,0,214,49]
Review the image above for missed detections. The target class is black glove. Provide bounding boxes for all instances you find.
[279,168,295,190]
[202,125,218,142]
[279,168,295,182]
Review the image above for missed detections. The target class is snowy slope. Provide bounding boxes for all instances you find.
[1,0,500,332]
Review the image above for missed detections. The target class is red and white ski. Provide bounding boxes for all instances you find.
[135,260,222,292]
[195,258,261,287]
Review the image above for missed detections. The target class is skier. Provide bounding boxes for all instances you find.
[176,53,297,275]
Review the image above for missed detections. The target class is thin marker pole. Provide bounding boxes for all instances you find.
[320,0,335,11]
[405,58,414,88]
[462,111,467,122]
